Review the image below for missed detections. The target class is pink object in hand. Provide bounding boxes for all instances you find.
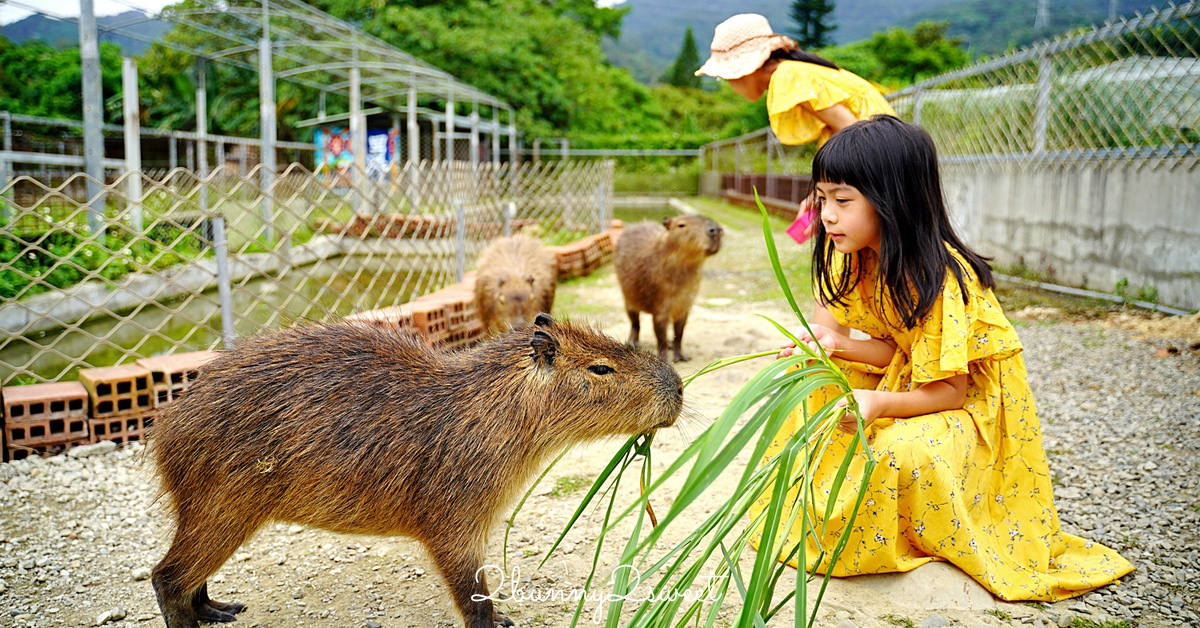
[786,207,817,244]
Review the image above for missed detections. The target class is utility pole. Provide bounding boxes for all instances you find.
[1035,0,1050,29]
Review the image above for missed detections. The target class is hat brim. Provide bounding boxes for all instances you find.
[695,40,772,80]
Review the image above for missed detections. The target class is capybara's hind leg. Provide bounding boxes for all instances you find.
[430,546,511,628]
[195,582,246,621]
[152,509,260,628]
[672,313,690,362]
[626,310,641,346]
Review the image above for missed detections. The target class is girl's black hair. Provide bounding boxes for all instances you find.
[769,47,840,71]
[809,115,994,329]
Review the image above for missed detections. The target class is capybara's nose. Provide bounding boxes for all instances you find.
[708,225,722,237]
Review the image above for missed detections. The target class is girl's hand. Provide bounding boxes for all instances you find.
[836,389,882,434]
[777,324,839,360]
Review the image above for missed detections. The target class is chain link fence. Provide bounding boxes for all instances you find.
[0,159,613,386]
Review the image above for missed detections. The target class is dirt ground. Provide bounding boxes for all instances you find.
[5,198,1196,628]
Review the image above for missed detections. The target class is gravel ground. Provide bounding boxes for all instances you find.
[0,313,1196,628]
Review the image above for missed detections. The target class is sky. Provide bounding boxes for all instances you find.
[0,0,177,26]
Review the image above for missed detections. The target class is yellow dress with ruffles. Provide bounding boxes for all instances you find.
[766,60,896,146]
[749,251,1134,601]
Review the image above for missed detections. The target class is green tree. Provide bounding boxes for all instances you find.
[868,21,969,85]
[790,0,837,49]
[662,26,701,88]
[0,36,123,122]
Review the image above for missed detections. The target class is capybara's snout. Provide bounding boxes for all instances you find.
[705,222,724,255]
[649,359,685,430]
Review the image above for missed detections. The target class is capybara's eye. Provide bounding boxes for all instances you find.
[587,364,615,376]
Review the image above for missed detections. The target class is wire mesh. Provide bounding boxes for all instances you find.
[0,159,613,385]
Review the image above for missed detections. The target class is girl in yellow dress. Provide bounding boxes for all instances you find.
[754,115,1134,600]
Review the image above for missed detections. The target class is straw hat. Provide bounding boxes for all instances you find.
[695,14,796,80]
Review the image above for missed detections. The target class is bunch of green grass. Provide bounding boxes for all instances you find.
[506,193,876,627]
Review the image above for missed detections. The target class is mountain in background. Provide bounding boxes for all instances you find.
[606,0,1167,84]
[0,10,169,56]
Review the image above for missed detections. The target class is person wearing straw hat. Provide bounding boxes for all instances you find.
[696,13,896,243]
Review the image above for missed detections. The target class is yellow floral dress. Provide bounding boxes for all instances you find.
[766,60,897,146]
[750,252,1134,601]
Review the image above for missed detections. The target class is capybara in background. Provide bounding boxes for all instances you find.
[149,314,682,628]
[615,214,723,362]
[474,234,557,335]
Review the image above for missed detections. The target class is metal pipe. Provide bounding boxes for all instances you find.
[212,216,237,349]
[79,0,106,235]
[196,58,209,214]
[259,35,276,244]
[122,57,143,232]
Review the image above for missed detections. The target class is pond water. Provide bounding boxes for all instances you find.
[2,259,448,384]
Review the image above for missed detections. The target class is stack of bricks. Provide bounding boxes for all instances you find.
[78,364,155,446]
[2,382,91,461]
[546,241,588,280]
[417,279,484,351]
[546,223,623,281]
[137,351,219,408]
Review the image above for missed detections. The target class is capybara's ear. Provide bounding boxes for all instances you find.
[662,216,672,228]
[531,329,557,365]
[534,313,554,327]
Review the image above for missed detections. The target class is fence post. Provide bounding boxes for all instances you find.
[503,201,515,237]
[1,111,11,224]
[765,131,774,201]
[196,58,209,216]
[80,0,106,236]
[407,84,420,212]
[212,216,236,350]
[122,57,143,233]
[1034,51,1052,156]
[258,35,276,245]
[596,182,606,234]
[455,199,466,283]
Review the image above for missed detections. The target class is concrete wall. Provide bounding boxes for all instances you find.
[942,158,1200,311]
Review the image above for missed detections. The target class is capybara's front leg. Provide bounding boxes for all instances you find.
[652,315,671,362]
[672,313,690,362]
[431,547,513,628]
[626,310,641,347]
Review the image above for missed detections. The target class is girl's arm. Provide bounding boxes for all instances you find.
[802,102,859,133]
[837,375,969,434]
[779,304,896,368]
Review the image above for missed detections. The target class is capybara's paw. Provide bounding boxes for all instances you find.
[493,610,516,627]
[673,352,691,363]
[194,605,238,623]
[207,599,246,614]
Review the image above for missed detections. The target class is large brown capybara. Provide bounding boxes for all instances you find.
[615,214,723,362]
[149,314,682,628]
[474,235,557,335]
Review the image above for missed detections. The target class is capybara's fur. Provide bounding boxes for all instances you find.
[149,315,682,628]
[474,235,557,335]
[615,215,723,362]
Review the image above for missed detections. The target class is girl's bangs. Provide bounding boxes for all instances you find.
[810,134,866,191]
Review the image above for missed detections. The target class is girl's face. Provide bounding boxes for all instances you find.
[814,181,881,254]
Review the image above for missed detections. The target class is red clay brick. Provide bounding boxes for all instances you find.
[346,306,417,332]
[137,350,219,407]
[78,364,154,419]
[88,409,154,445]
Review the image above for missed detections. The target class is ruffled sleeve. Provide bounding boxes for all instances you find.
[910,266,1023,384]
[767,62,852,145]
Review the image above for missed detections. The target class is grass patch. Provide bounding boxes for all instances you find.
[550,474,593,498]
[987,608,1013,620]
[1070,618,1133,628]
[879,614,916,628]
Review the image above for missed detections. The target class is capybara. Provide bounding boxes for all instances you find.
[615,214,723,362]
[474,235,557,335]
[148,314,682,628]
